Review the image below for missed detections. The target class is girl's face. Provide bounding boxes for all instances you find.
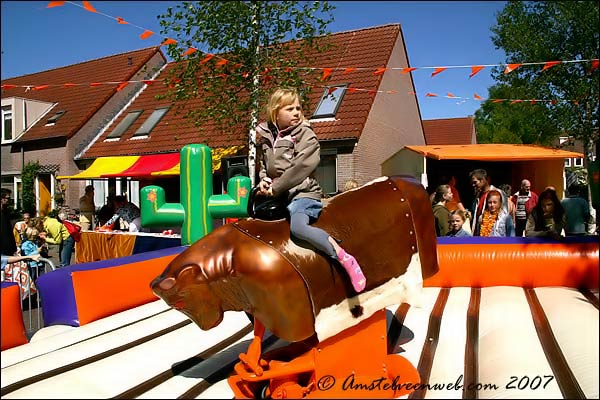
[541,198,555,216]
[449,214,464,231]
[486,194,502,213]
[443,189,454,202]
[276,99,302,130]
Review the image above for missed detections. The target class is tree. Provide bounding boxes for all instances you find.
[157,1,334,183]
[21,161,39,216]
[476,1,599,157]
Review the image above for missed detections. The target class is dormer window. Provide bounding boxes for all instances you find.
[106,110,143,140]
[2,105,13,142]
[132,107,169,138]
[45,110,66,126]
[310,84,348,119]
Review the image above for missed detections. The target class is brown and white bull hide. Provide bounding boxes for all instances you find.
[151,176,438,343]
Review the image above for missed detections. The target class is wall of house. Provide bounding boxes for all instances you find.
[62,52,167,209]
[352,30,425,186]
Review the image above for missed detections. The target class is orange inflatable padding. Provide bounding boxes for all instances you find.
[1,284,28,350]
[71,253,179,325]
[424,242,599,288]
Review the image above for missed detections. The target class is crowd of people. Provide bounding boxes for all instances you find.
[431,169,595,238]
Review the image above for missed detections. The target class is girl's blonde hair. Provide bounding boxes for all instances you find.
[267,88,305,125]
[450,209,468,222]
[25,227,39,241]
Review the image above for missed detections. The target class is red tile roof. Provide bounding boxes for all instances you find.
[1,47,164,143]
[422,117,476,145]
[82,24,402,159]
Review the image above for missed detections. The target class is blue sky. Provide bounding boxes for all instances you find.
[1,1,507,120]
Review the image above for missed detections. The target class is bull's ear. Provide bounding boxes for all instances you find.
[177,264,201,283]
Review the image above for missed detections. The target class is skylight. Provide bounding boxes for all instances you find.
[310,85,348,119]
[132,107,169,137]
[106,110,143,140]
[45,110,66,126]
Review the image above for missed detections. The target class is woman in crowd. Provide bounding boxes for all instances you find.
[432,184,453,236]
[477,189,515,237]
[525,188,566,239]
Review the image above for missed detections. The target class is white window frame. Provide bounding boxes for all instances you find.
[564,158,572,168]
[2,105,14,143]
[573,158,584,167]
[310,85,348,119]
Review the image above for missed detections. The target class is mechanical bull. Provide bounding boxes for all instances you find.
[151,176,438,398]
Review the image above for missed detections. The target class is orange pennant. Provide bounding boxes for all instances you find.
[591,59,599,72]
[446,93,457,98]
[321,68,333,81]
[183,48,198,57]
[473,93,483,100]
[347,87,359,93]
[161,38,177,46]
[492,99,504,103]
[469,66,484,78]
[343,68,357,74]
[33,85,49,90]
[46,1,65,7]
[401,67,416,74]
[215,59,228,67]
[82,1,97,13]
[425,93,438,97]
[530,100,537,105]
[90,82,103,87]
[200,53,214,63]
[327,87,338,95]
[504,63,521,74]
[1,84,17,89]
[374,68,387,75]
[116,82,129,91]
[431,67,447,77]
[542,61,560,71]
[140,30,154,40]
[63,83,77,87]
[551,100,558,105]
[116,17,128,25]
[510,100,522,104]
[142,80,156,85]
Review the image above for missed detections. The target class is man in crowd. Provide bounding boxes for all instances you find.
[511,179,538,237]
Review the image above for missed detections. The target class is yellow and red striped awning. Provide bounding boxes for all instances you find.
[57,146,244,180]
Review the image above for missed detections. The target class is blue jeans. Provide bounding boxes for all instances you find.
[60,236,75,267]
[287,198,336,258]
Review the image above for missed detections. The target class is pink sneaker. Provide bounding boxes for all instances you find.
[337,248,367,293]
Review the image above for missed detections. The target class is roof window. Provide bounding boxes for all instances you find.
[45,110,66,126]
[310,85,348,119]
[132,107,169,138]
[106,110,143,140]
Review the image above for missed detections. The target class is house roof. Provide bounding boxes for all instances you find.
[422,117,475,145]
[1,47,164,143]
[81,24,402,159]
[405,144,583,161]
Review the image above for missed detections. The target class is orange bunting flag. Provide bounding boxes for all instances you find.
[373,68,387,75]
[321,68,334,81]
[47,1,65,7]
[347,87,359,93]
[284,67,294,73]
[116,17,128,25]
[530,100,537,105]
[200,53,214,63]
[510,100,522,104]
[551,100,558,105]
[142,80,156,85]
[542,61,560,71]
[473,93,483,100]
[446,93,457,98]
[215,59,228,67]
[408,91,416,95]
[63,83,77,87]
[82,1,97,13]
[161,38,177,46]
[90,82,103,87]
[242,72,250,79]
[32,85,49,91]
[591,59,599,71]
[327,87,338,95]
[140,30,154,40]
[183,47,198,57]
[492,99,504,103]
[116,82,129,91]
[343,68,357,74]
[469,66,484,78]
[504,63,521,74]
[401,67,416,74]
[431,67,447,77]
[1,84,17,90]
[425,93,438,97]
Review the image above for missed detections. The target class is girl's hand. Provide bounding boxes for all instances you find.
[258,177,272,195]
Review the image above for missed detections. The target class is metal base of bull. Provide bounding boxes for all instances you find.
[228,309,420,399]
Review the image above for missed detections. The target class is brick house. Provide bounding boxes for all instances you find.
[2,24,425,214]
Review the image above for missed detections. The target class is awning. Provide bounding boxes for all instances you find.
[57,156,139,180]
[103,153,180,178]
[405,144,583,161]
[57,146,245,180]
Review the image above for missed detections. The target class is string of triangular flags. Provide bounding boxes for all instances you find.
[4,0,597,106]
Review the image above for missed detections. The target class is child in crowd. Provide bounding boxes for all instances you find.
[446,210,472,237]
[256,88,366,293]
[20,227,44,277]
[477,190,515,237]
